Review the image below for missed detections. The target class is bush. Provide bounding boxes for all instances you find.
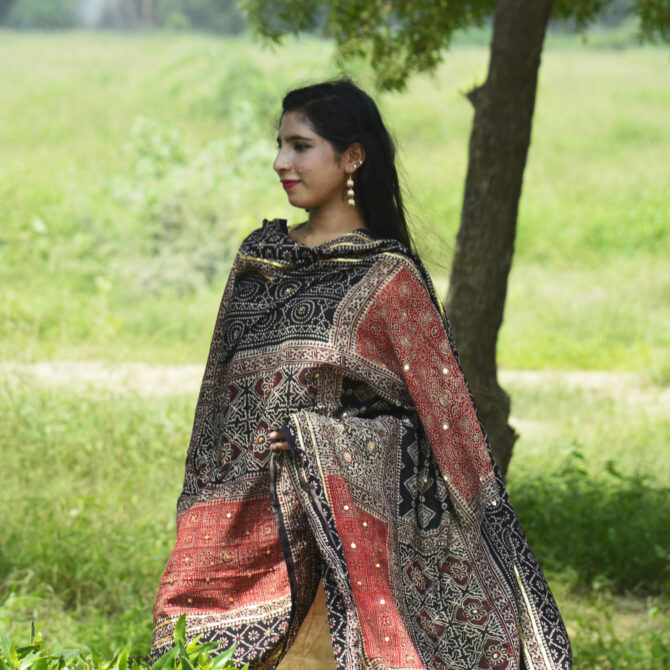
[153,0,246,34]
[164,11,192,31]
[572,609,670,669]
[106,105,274,295]
[510,449,670,594]
[4,0,76,29]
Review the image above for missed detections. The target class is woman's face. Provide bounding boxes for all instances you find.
[273,111,348,212]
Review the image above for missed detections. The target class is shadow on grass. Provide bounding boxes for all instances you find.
[508,450,670,595]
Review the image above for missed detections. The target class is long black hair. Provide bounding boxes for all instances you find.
[280,78,415,253]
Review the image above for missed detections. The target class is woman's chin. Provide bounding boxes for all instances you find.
[287,194,311,210]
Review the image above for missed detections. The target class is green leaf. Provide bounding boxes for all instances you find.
[16,649,41,670]
[173,615,186,646]
[0,633,12,666]
[209,645,236,670]
[176,643,196,670]
[183,634,204,655]
[192,644,219,663]
[56,649,83,663]
[150,646,177,670]
[9,642,19,668]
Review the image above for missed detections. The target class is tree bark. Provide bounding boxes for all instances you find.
[121,0,139,27]
[445,0,554,477]
[141,0,154,26]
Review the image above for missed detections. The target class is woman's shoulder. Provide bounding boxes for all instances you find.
[382,248,444,307]
[379,244,427,281]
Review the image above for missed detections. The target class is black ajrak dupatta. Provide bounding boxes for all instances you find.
[152,218,572,670]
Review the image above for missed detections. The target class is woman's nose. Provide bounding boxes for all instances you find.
[273,148,290,173]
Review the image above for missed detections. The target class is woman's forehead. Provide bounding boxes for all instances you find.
[278,111,319,139]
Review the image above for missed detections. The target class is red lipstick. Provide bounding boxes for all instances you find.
[281,180,300,190]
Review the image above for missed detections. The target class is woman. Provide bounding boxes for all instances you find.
[151,79,572,670]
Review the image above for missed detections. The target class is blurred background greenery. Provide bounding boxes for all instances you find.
[0,1,668,667]
[0,0,246,32]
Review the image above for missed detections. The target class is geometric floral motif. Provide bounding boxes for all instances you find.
[406,561,433,595]
[415,610,445,643]
[478,639,513,670]
[457,598,491,627]
[440,556,472,587]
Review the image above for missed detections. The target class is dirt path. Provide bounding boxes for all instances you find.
[500,369,669,414]
[0,361,668,412]
[0,361,205,396]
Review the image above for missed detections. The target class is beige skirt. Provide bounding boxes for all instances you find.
[278,580,337,669]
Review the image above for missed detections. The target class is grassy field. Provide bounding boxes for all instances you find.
[1,31,668,373]
[0,30,668,667]
[1,373,668,665]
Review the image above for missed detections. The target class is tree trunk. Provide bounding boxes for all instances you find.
[121,0,139,27]
[141,0,154,26]
[445,0,554,477]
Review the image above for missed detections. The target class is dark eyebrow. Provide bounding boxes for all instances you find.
[276,134,315,144]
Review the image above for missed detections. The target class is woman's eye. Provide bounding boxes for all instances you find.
[294,143,310,152]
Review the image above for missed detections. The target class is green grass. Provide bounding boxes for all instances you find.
[504,375,670,666]
[1,378,668,664]
[0,32,668,371]
[0,385,192,654]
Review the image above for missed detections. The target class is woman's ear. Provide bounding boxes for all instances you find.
[344,142,366,173]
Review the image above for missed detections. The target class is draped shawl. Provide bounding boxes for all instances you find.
[152,218,571,670]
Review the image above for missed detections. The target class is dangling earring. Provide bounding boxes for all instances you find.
[347,160,361,207]
[346,173,355,207]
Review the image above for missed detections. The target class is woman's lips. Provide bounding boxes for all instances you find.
[282,180,300,190]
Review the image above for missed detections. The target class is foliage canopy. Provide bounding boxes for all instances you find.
[241,0,670,89]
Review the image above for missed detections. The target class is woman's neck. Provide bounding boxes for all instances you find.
[302,202,368,237]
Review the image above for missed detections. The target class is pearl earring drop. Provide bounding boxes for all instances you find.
[347,160,361,207]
